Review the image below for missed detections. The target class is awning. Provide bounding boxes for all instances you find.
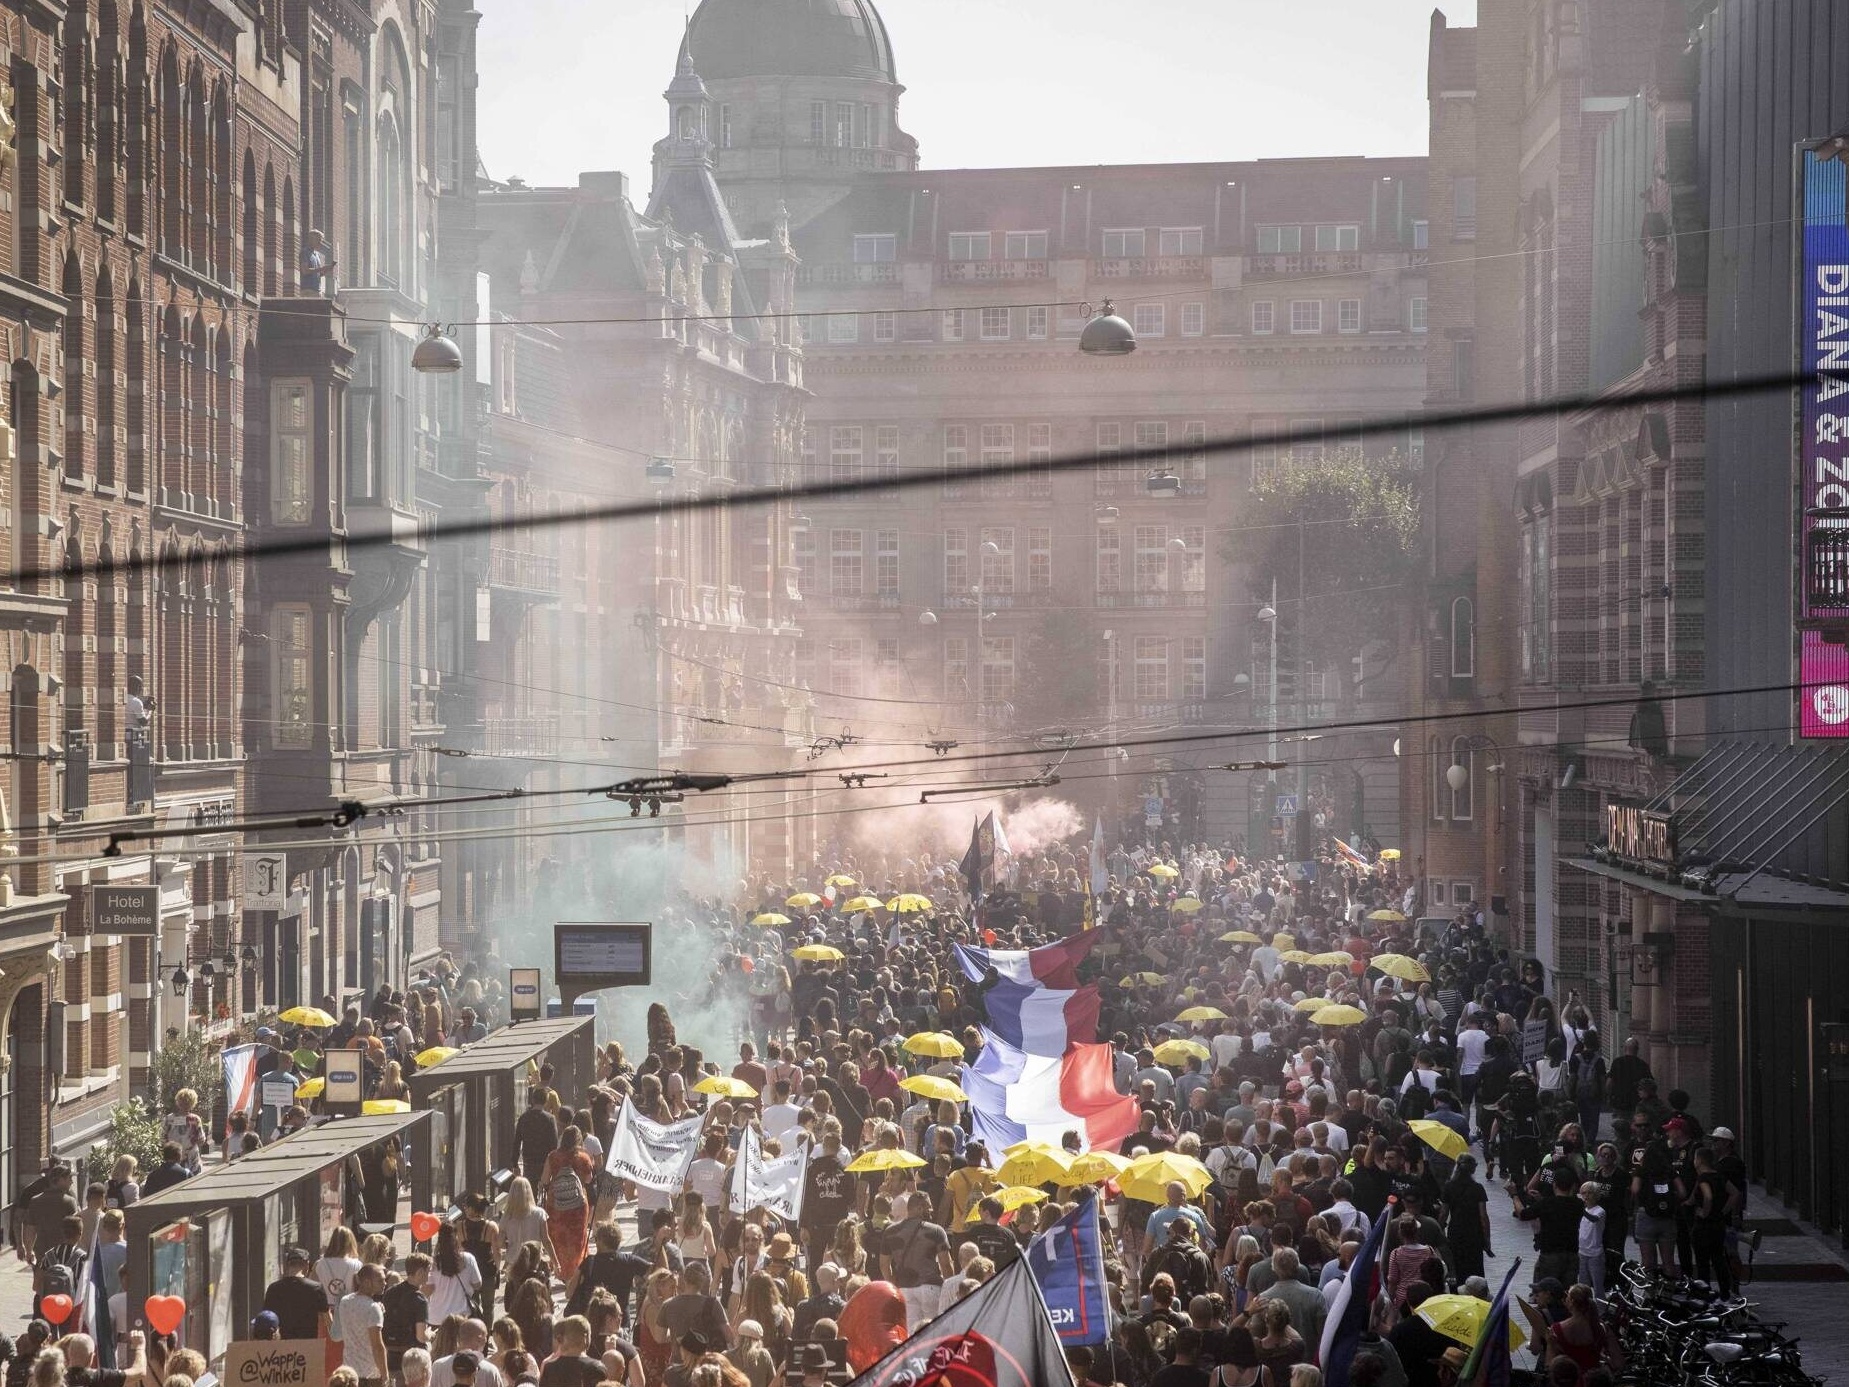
[1565,856,1849,911]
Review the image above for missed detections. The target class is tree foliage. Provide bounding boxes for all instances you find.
[1016,606,1102,731]
[87,1025,226,1182]
[1221,447,1421,684]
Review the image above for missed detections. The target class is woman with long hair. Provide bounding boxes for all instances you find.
[1114,1320,1164,1387]
[426,1221,484,1325]
[488,1319,524,1378]
[829,1217,867,1276]
[736,1272,792,1360]
[498,1178,548,1279]
[677,1192,719,1273]
[505,1243,555,1360]
[637,1267,678,1386]
[460,1192,503,1317]
[1442,1154,1492,1284]
[541,1124,597,1281]
[1384,1214,1432,1316]
[1250,1300,1306,1387]
[373,1060,410,1102]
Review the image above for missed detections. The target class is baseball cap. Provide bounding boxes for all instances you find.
[1710,1126,1736,1141]
[1663,1117,1693,1136]
[681,1332,711,1355]
[251,1311,280,1335]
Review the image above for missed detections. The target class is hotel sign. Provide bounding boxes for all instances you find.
[1606,802,1677,869]
[1798,144,1849,736]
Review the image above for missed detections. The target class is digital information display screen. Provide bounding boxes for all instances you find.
[554,923,652,989]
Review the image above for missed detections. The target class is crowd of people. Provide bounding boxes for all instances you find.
[6,833,1756,1387]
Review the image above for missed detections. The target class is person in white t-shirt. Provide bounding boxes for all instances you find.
[759,1081,803,1141]
[1455,1013,1490,1113]
[685,1133,730,1212]
[1209,1025,1243,1072]
[335,1264,388,1384]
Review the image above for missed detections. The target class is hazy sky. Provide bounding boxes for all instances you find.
[477,0,1479,189]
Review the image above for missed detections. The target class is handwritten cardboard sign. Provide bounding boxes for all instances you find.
[222,1339,324,1387]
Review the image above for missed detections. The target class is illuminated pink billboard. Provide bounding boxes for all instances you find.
[1799,146,1849,738]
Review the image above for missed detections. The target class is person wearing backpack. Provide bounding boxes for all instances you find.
[541,1125,597,1282]
[33,1212,87,1324]
[1628,1122,1681,1271]
[1371,1010,1415,1091]
[1141,1219,1213,1302]
[1567,1029,1608,1140]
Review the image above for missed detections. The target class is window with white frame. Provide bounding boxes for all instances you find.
[830,425,863,482]
[800,426,817,477]
[1028,424,1052,461]
[1029,527,1052,591]
[945,635,970,697]
[1004,231,1048,260]
[826,314,860,343]
[1026,305,1049,340]
[1180,525,1205,591]
[1252,300,1276,335]
[1289,300,1323,334]
[1096,421,1122,457]
[876,530,899,595]
[854,233,897,263]
[874,311,897,342]
[875,425,900,488]
[980,307,1011,341]
[271,380,314,524]
[719,104,732,148]
[1133,303,1166,338]
[944,528,969,592]
[830,529,863,595]
[1314,224,1360,252]
[1133,524,1169,593]
[948,232,991,261]
[1453,177,1477,239]
[1338,299,1362,333]
[1182,421,1207,481]
[1408,425,1426,464]
[980,635,1016,704]
[876,637,902,696]
[1430,735,1446,820]
[942,309,965,342]
[1181,636,1206,701]
[1450,736,1474,819]
[1412,219,1430,250]
[1135,420,1168,457]
[1451,596,1476,677]
[810,101,827,146]
[834,101,853,148]
[1289,418,1327,464]
[944,425,968,469]
[1103,228,1146,258]
[1096,526,1121,592]
[273,604,314,748]
[830,637,862,696]
[1257,225,1301,253]
[1134,636,1170,700]
[980,424,1015,467]
[980,526,1014,593]
[1180,303,1205,337]
[1159,227,1204,256]
[1409,296,1428,333]
[794,525,815,596]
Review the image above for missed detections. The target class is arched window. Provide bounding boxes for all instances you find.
[62,527,87,725]
[96,532,120,752]
[261,162,278,295]
[96,265,116,487]
[377,111,403,286]
[242,149,258,291]
[125,276,146,493]
[189,313,209,507]
[211,326,233,515]
[63,1,91,206]
[97,1,121,222]
[211,83,231,278]
[158,304,183,503]
[282,177,297,293]
[157,46,182,256]
[1429,736,1444,821]
[1450,736,1474,821]
[187,66,208,268]
[126,5,147,235]
[376,27,413,292]
[62,253,87,480]
[1451,595,1476,678]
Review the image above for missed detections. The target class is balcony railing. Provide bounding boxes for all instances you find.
[1245,252,1365,277]
[1094,256,1206,279]
[482,715,560,759]
[796,262,900,287]
[1096,589,1208,609]
[126,726,154,809]
[1132,701,1206,724]
[488,547,560,595]
[938,259,1051,283]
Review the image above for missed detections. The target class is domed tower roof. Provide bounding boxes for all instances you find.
[681,0,898,84]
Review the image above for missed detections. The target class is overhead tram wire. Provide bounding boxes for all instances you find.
[6,370,1819,590]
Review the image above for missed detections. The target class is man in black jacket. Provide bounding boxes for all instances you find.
[514,1087,558,1185]
[1509,1166,1583,1286]
[790,1263,846,1341]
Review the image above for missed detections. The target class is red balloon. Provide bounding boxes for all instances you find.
[410,1211,442,1242]
[740,957,755,974]
[981,929,997,946]
[145,1295,187,1336]
[40,1294,74,1326]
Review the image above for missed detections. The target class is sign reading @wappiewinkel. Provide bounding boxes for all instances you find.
[223,1339,324,1387]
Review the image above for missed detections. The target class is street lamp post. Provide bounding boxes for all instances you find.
[975,539,1000,720]
[1257,583,1280,855]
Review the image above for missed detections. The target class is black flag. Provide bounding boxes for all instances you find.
[845,1257,1074,1387]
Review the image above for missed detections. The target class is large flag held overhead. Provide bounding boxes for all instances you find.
[1026,1190,1113,1347]
[953,929,1101,990]
[730,1123,809,1221]
[1088,817,1109,900]
[1459,1261,1521,1387]
[961,1032,1138,1154]
[604,1100,704,1191]
[1318,1194,1392,1387]
[959,811,1014,903]
[978,979,1102,1053]
[843,1255,1074,1387]
[221,1044,263,1134]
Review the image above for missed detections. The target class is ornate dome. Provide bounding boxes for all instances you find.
[681,0,898,83]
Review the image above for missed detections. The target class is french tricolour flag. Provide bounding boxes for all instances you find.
[962,1030,1139,1155]
[1318,1194,1391,1381]
[981,979,1102,1053]
[954,929,1101,989]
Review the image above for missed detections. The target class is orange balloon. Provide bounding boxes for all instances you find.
[145,1295,187,1336]
[40,1294,74,1326]
[838,1280,907,1371]
[740,957,755,974]
[410,1211,442,1242]
[981,929,997,946]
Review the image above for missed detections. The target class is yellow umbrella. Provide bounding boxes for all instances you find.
[1119,972,1166,987]
[900,1075,968,1104]
[1176,1005,1227,1022]
[1067,1150,1133,1184]
[1271,932,1296,948]
[1120,1151,1213,1203]
[965,1186,1048,1222]
[1153,1039,1211,1066]
[902,1031,966,1059]
[1279,950,1315,964]
[846,1148,927,1173]
[839,896,886,913]
[1220,930,1264,945]
[1372,953,1431,983]
[794,944,845,962]
[1307,951,1353,967]
[1312,1004,1369,1027]
[786,892,823,909]
[415,1046,460,1069]
[996,1146,1072,1186]
[1293,996,1330,1013]
[1416,1295,1527,1351]
[752,912,792,927]
[1367,908,1408,923]
[1170,897,1205,914]
[294,1077,325,1099]
[363,1099,410,1115]
[280,1006,338,1029]
[1409,1119,1470,1162]
[825,874,858,888]
[1146,863,1180,879]
[1379,848,1402,861]
[886,894,934,913]
[694,1075,758,1099]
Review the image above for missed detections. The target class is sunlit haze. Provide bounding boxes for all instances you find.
[478,0,1479,185]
